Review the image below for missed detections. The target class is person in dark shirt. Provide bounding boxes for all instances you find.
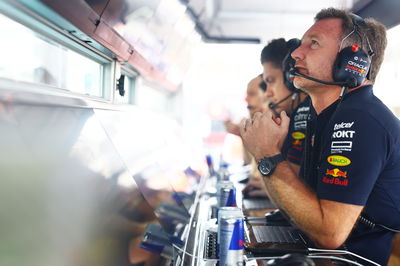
[243,38,308,198]
[240,7,400,265]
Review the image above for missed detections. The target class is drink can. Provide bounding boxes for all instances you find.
[219,186,236,208]
[219,216,244,266]
[216,181,233,207]
[225,187,237,207]
[217,207,243,257]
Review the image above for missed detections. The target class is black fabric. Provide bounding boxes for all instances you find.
[300,85,400,265]
[283,97,313,166]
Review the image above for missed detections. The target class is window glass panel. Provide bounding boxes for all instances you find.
[0,13,106,98]
[371,24,400,117]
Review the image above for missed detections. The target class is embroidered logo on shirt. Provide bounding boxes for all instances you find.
[327,155,351,166]
[292,131,305,140]
[294,112,308,122]
[325,168,347,178]
[322,176,349,186]
[332,130,355,138]
[294,121,307,130]
[333,122,354,130]
[292,140,303,151]
[331,141,353,154]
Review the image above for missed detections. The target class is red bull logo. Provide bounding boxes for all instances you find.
[325,168,347,178]
[292,140,302,146]
[322,176,348,186]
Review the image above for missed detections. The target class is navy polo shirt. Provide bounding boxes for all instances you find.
[283,97,312,165]
[301,85,400,265]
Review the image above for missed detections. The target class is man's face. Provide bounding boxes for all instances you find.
[245,76,267,116]
[291,18,342,92]
[262,61,292,114]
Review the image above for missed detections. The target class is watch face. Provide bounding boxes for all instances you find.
[258,158,273,176]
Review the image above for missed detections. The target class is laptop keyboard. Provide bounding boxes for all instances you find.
[252,225,304,244]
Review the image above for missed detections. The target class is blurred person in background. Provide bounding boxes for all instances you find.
[224,74,268,167]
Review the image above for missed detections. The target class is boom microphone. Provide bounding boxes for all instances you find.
[268,92,296,110]
[289,67,357,88]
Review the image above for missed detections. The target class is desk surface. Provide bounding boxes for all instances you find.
[179,174,358,266]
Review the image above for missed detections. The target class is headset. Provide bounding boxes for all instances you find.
[289,14,374,89]
[268,39,303,114]
[283,38,302,92]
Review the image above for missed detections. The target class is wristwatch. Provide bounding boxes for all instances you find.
[257,154,285,177]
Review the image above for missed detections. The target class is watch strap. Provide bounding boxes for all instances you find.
[269,153,285,165]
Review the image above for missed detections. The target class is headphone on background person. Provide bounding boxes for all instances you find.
[283,38,302,92]
[288,14,374,89]
[268,39,303,113]
[268,38,301,113]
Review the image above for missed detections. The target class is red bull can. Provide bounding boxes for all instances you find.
[218,216,244,266]
[217,207,242,258]
[220,186,237,208]
[216,181,235,207]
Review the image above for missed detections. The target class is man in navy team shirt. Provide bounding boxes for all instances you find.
[242,38,309,198]
[241,7,400,265]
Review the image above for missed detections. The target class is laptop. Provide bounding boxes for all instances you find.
[244,224,313,255]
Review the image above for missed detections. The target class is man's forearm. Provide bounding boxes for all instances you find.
[262,161,352,248]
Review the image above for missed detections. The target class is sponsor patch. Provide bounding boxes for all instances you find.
[294,113,308,121]
[296,106,309,113]
[322,176,348,186]
[292,140,302,146]
[327,155,351,166]
[332,130,355,138]
[294,121,307,130]
[331,141,352,153]
[334,122,354,131]
[292,131,305,140]
[325,168,347,178]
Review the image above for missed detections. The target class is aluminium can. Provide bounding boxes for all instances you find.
[216,181,233,207]
[217,207,243,257]
[218,216,244,266]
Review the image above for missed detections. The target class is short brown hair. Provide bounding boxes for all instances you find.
[315,8,387,83]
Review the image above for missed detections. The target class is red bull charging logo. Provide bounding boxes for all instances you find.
[325,168,347,178]
[323,168,348,186]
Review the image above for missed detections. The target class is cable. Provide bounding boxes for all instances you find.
[245,254,363,265]
[244,255,284,261]
[359,216,400,233]
[379,224,400,233]
[308,248,381,266]
[172,243,200,259]
[308,255,364,266]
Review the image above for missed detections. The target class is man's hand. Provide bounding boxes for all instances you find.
[240,109,290,162]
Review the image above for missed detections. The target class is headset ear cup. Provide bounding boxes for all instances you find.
[283,59,296,92]
[282,38,301,92]
[332,51,343,83]
[332,46,371,88]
